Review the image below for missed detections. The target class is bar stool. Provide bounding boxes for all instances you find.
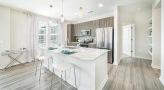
[35,55,53,81]
[50,63,77,90]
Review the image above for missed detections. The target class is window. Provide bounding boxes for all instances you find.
[50,23,60,46]
[38,20,60,47]
[38,21,48,47]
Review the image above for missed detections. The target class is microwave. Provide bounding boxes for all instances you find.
[81,30,91,36]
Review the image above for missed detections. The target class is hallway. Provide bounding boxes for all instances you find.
[103,57,164,90]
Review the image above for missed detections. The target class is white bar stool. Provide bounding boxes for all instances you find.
[35,55,53,81]
[50,63,77,90]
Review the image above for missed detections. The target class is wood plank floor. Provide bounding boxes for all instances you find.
[0,57,164,90]
[103,57,164,90]
[0,62,75,90]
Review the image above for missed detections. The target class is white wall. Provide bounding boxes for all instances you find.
[134,9,152,60]
[160,0,164,86]
[75,13,114,24]
[0,6,10,69]
[10,9,28,64]
[152,8,161,69]
[114,6,120,65]
[60,22,68,46]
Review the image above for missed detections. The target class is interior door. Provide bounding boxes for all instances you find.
[122,25,132,56]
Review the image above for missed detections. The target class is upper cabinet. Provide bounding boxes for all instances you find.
[67,16,114,42]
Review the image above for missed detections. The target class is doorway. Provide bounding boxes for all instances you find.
[122,24,135,57]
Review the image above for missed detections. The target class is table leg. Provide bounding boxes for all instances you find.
[5,53,24,69]
[4,59,16,69]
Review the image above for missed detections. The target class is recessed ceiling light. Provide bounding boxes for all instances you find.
[98,3,104,7]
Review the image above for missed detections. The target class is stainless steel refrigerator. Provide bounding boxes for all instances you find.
[96,27,114,64]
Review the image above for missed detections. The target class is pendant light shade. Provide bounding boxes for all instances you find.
[79,7,83,18]
[61,15,64,22]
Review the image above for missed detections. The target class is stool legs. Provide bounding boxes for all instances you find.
[73,67,77,90]
[39,61,43,81]
[65,71,66,81]
[50,68,55,90]
[35,60,39,75]
[61,72,63,90]
[48,58,50,70]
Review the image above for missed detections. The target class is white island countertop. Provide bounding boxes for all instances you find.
[39,47,109,90]
[39,47,109,61]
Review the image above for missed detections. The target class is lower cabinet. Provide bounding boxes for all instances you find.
[88,43,96,48]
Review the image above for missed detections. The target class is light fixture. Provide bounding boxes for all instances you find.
[61,15,64,22]
[49,5,53,24]
[61,0,64,22]
[98,3,104,7]
[79,7,83,18]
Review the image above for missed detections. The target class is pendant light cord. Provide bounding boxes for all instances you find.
[49,5,53,20]
[62,0,63,15]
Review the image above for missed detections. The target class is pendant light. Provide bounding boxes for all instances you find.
[49,5,53,24]
[61,0,64,22]
[79,7,83,18]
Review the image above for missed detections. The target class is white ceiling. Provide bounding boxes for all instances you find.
[0,0,154,21]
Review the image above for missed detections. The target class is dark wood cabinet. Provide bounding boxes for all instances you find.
[67,16,114,43]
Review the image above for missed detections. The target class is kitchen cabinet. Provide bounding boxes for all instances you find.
[67,16,114,42]
[68,42,79,46]
[88,43,96,48]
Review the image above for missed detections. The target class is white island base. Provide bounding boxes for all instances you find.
[39,48,108,90]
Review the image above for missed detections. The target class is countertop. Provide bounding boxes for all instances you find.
[39,47,109,61]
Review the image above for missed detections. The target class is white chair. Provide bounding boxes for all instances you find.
[35,53,53,81]
[50,63,77,90]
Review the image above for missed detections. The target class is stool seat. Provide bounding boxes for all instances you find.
[50,62,77,90]
[37,56,51,60]
[35,55,53,81]
[53,63,74,72]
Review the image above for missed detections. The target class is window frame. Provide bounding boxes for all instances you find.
[37,19,60,48]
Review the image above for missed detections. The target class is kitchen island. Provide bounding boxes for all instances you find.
[38,47,109,90]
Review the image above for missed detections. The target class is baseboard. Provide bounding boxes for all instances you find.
[113,62,118,65]
[159,76,164,86]
[134,56,152,60]
[98,75,108,90]
[113,57,123,65]
[151,64,161,69]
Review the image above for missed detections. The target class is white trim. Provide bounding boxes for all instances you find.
[113,57,123,65]
[113,62,118,65]
[98,75,108,90]
[134,56,152,60]
[131,24,135,57]
[151,64,161,69]
[159,76,164,86]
